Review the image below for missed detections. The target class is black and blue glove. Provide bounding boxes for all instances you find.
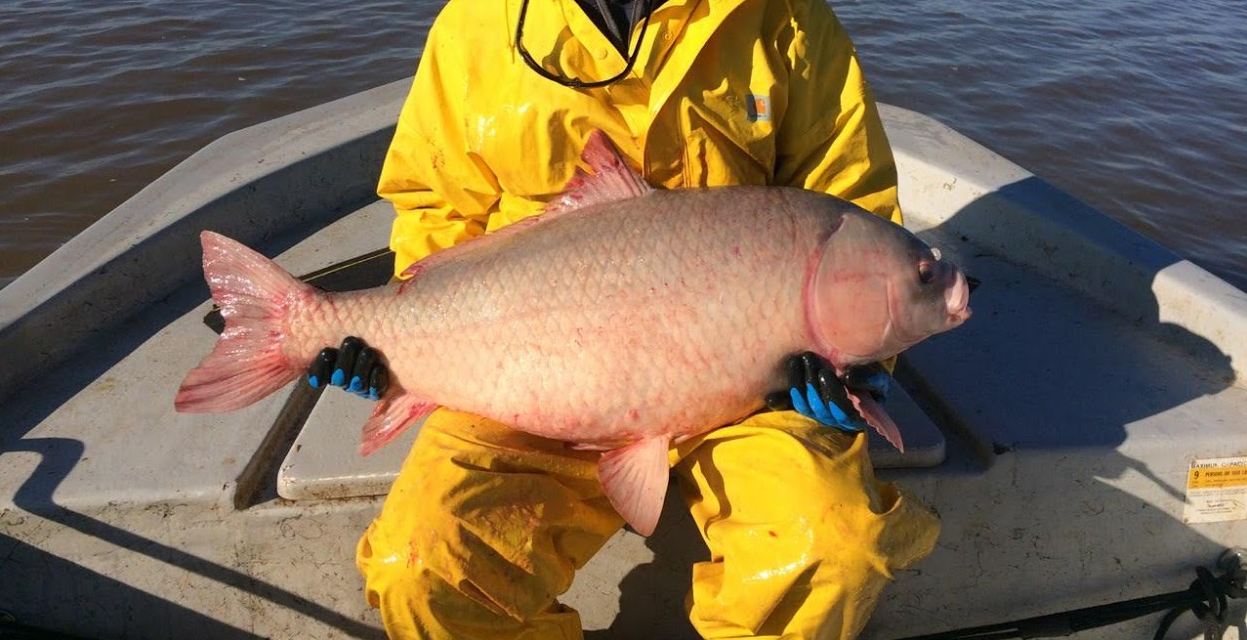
[307,336,389,401]
[765,352,891,434]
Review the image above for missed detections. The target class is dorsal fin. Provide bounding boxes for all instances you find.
[398,130,652,288]
[546,130,653,214]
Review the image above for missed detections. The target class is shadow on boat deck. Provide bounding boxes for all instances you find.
[1,226,387,639]
[3,435,382,639]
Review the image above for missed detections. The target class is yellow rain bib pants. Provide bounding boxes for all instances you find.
[358,1,941,637]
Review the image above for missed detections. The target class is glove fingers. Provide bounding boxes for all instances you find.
[842,362,884,387]
[350,346,378,394]
[367,365,389,401]
[815,369,860,424]
[789,386,813,417]
[804,382,836,424]
[844,363,891,402]
[333,337,364,387]
[307,337,389,402]
[798,352,821,386]
[765,391,793,412]
[308,347,338,389]
[786,353,809,390]
[775,352,864,433]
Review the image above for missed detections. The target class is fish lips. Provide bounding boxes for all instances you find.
[945,269,973,326]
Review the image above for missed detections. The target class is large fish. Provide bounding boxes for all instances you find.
[176,131,971,535]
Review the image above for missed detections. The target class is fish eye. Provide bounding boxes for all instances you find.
[918,262,935,284]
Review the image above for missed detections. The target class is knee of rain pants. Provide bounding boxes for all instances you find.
[357,409,938,640]
[672,411,941,640]
[355,409,624,640]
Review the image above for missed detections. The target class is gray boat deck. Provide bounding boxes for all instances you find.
[1,81,1244,639]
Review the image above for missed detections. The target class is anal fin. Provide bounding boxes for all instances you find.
[359,392,437,456]
[597,437,671,537]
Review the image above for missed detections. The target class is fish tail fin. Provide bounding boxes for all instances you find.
[175,231,317,413]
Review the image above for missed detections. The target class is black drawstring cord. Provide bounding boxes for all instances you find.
[514,0,654,88]
[890,552,1246,640]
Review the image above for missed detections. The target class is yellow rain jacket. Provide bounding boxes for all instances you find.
[361,0,939,638]
[379,0,903,275]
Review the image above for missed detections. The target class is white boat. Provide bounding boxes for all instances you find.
[2,79,1244,639]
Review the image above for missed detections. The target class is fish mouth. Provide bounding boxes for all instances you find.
[945,270,973,325]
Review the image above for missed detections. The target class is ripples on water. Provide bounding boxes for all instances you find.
[0,0,434,288]
[836,0,1247,291]
[0,0,1243,292]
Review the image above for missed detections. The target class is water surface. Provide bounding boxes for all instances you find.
[1,0,1243,292]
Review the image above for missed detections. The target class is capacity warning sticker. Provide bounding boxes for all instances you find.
[1184,456,1247,524]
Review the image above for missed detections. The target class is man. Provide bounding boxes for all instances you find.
[349,0,940,637]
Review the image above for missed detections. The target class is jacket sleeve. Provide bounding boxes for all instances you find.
[773,0,902,226]
[775,1,901,374]
[377,7,502,277]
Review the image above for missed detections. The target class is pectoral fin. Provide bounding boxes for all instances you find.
[597,437,670,537]
[847,390,905,453]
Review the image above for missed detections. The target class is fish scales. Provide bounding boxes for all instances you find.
[177,130,971,535]
[291,187,846,446]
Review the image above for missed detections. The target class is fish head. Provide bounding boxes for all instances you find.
[807,212,972,367]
